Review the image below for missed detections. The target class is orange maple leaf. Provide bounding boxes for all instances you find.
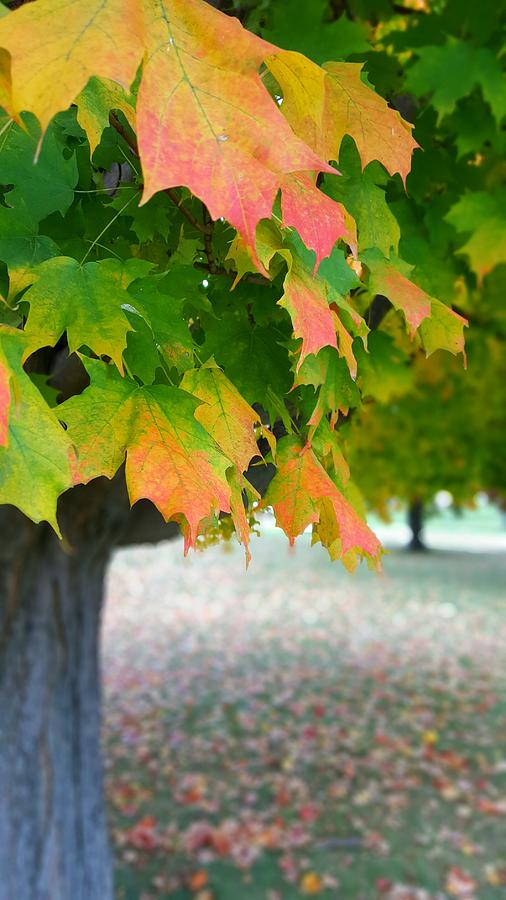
[262,438,381,566]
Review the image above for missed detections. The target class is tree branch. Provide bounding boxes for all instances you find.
[202,206,217,274]
[366,294,392,330]
[193,261,268,286]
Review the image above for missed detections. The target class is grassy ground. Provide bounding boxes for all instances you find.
[103,518,506,900]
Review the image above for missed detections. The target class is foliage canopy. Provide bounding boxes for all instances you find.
[0,0,503,566]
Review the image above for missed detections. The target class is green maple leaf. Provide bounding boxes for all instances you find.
[125,193,176,244]
[203,312,292,413]
[126,269,196,372]
[419,300,468,360]
[0,327,72,531]
[296,346,360,435]
[325,142,400,257]
[355,331,412,403]
[446,190,506,282]
[262,1,370,64]
[405,40,506,124]
[0,234,59,299]
[447,97,501,158]
[0,114,78,229]
[23,257,152,371]
[317,245,362,296]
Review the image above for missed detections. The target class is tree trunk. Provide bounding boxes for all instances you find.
[0,478,179,900]
[407,498,426,552]
[0,518,112,900]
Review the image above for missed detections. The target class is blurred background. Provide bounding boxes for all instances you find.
[104,500,506,900]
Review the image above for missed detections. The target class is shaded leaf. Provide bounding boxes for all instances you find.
[23,257,148,372]
[446,190,506,282]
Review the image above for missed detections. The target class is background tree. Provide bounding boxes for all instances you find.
[0,0,502,897]
[347,328,506,548]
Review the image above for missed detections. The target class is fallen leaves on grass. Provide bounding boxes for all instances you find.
[103,538,506,897]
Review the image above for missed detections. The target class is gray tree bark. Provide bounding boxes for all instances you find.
[0,524,111,900]
[0,476,179,900]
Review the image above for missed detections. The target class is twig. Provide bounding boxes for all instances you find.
[193,261,268,286]
[202,206,217,274]
[165,187,207,234]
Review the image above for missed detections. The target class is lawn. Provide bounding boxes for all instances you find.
[103,520,506,900]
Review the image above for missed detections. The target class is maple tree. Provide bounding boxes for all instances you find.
[0,0,503,896]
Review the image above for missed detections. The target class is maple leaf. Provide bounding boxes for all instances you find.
[0,236,59,301]
[333,309,358,378]
[296,346,360,434]
[445,190,506,283]
[227,466,254,566]
[405,40,506,125]
[76,76,136,155]
[126,270,195,374]
[365,253,468,361]
[365,252,431,337]
[0,114,78,230]
[0,327,72,531]
[181,361,271,563]
[279,252,338,367]
[181,361,273,473]
[311,418,351,487]
[202,311,292,417]
[256,228,366,371]
[0,0,144,135]
[59,358,237,551]
[324,142,401,257]
[0,0,335,271]
[419,299,468,363]
[261,437,381,567]
[267,52,418,184]
[280,172,357,269]
[137,0,334,270]
[23,257,148,373]
[229,223,338,367]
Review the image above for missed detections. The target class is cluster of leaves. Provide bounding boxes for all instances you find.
[0,0,481,568]
[249,0,506,516]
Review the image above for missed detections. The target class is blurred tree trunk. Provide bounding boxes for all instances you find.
[407,498,426,551]
[0,478,179,900]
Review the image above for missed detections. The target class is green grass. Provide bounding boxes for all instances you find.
[103,530,506,899]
